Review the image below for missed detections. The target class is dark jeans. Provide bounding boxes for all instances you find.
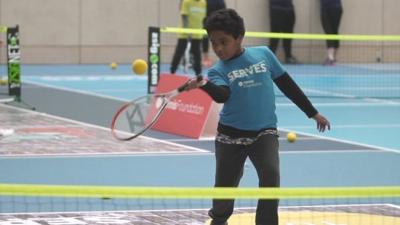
[209,134,280,225]
[269,8,295,58]
[321,7,343,48]
[170,38,202,75]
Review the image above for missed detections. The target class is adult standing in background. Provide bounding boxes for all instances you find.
[202,0,226,67]
[170,0,207,76]
[268,0,300,64]
[320,0,343,65]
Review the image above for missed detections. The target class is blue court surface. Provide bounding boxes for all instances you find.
[0,63,399,224]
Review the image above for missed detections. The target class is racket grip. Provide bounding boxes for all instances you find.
[177,75,203,92]
[196,75,203,82]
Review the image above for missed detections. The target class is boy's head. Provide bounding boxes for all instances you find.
[204,9,245,60]
[204,8,245,39]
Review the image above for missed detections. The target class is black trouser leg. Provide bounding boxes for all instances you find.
[282,10,295,58]
[190,39,202,75]
[268,8,283,53]
[209,134,280,225]
[248,134,280,225]
[170,38,188,73]
[209,141,247,224]
[321,7,342,49]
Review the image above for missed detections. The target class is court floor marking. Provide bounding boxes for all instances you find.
[3,100,397,156]
[200,128,399,154]
[24,74,144,80]
[0,104,209,155]
[0,203,395,216]
[22,80,130,102]
[279,149,382,154]
[0,152,213,159]
[302,88,400,104]
[278,128,400,154]
[283,124,400,129]
[14,81,400,154]
[276,102,400,107]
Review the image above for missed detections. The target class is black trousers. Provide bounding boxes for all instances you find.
[170,38,202,75]
[269,8,295,58]
[209,134,280,225]
[321,7,343,48]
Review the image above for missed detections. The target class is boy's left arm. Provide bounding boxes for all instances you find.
[274,72,330,132]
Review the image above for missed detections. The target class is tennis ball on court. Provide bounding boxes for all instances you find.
[132,59,148,75]
[287,132,297,143]
[110,62,118,70]
[0,78,7,85]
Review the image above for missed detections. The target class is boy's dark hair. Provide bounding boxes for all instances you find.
[204,8,245,39]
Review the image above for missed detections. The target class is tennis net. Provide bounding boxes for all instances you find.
[1,183,400,224]
[151,27,400,100]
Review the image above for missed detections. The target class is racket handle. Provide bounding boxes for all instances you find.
[177,75,203,92]
[196,75,203,82]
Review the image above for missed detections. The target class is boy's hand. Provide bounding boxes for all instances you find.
[185,76,207,91]
[312,113,331,132]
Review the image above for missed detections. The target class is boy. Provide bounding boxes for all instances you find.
[187,8,330,225]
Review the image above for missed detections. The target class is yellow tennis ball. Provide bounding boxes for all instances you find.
[132,59,148,75]
[110,62,118,70]
[287,132,297,143]
[0,77,7,85]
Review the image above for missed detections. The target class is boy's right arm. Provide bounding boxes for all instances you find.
[185,78,230,103]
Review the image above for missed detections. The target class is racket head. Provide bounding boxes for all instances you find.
[111,95,167,141]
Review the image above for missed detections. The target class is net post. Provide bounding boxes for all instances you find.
[147,26,160,94]
[6,25,21,99]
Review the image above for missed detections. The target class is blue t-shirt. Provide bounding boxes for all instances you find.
[207,46,285,131]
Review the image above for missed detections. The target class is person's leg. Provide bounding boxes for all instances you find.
[170,38,188,73]
[248,134,280,225]
[190,39,202,75]
[202,35,212,66]
[331,7,343,60]
[209,141,247,225]
[321,9,336,65]
[268,8,282,54]
[282,9,295,60]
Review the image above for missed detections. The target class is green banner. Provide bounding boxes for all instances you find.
[7,25,21,98]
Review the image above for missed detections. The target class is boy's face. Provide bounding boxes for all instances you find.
[209,30,243,61]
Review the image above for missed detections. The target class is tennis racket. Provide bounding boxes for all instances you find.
[111,75,202,141]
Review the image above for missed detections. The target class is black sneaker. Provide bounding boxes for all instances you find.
[323,58,336,66]
[285,56,301,64]
[210,222,228,225]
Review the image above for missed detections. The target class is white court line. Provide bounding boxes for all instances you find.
[279,149,381,154]
[277,102,400,107]
[169,136,321,142]
[0,97,14,103]
[1,203,394,216]
[278,128,400,154]
[302,88,400,105]
[0,104,210,157]
[0,151,212,159]
[22,80,130,102]
[281,124,400,129]
[24,74,147,81]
